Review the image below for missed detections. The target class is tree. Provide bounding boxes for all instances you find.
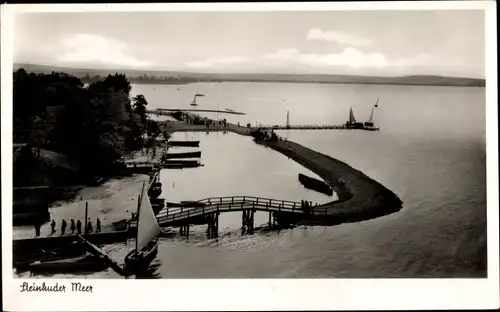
[132,94,148,124]
[13,68,153,179]
[145,119,160,138]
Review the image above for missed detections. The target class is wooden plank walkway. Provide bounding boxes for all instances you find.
[156,195,319,226]
[148,108,246,115]
[262,125,347,130]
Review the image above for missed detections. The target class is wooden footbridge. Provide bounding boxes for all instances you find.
[156,196,316,237]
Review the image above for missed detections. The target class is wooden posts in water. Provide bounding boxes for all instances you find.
[206,212,219,239]
[179,224,190,238]
[241,209,255,235]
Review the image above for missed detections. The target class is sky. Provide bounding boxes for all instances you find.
[13,10,485,78]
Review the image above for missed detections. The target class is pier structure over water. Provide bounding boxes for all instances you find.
[149,106,379,131]
[147,108,247,116]
[156,196,309,237]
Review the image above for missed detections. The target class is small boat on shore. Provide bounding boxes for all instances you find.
[162,160,203,169]
[163,160,200,166]
[162,151,201,160]
[298,173,334,196]
[28,253,109,273]
[148,182,162,199]
[167,140,200,147]
[150,198,166,215]
[124,182,161,275]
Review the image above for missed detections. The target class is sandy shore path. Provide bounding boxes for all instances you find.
[13,174,149,240]
[162,119,402,224]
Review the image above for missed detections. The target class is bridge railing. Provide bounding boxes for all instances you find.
[201,195,302,209]
[156,196,309,224]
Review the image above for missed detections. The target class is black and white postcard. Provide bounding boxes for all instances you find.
[1,2,498,311]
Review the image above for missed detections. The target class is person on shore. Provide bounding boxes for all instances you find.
[76,220,82,234]
[70,219,76,234]
[96,218,101,233]
[34,221,41,237]
[86,218,93,234]
[50,219,56,234]
[61,219,67,235]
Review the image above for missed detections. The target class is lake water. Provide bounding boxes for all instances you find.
[17,82,486,278]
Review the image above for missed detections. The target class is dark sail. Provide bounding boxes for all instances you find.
[349,107,357,123]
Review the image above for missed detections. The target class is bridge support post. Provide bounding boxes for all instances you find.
[268,212,272,229]
[241,209,255,235]
[206,212,219,239]
[179,224,190,238]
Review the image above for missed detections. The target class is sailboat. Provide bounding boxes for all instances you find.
[124,182,161,274]
[190,95,198,107]
[345,107,364,129]
[190,92,205,107]
[363,98,380,131]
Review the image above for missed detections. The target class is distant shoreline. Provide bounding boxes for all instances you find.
[14,63,486,88]
[127,79,485,88]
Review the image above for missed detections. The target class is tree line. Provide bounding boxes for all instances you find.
[13,68,160,178]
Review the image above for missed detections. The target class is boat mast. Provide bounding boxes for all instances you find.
[135,182,146,253]
[368,107,374,123]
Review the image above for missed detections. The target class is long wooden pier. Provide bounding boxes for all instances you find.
[257,124,379,131]
[261,125,345,130]
[148,108,246,115]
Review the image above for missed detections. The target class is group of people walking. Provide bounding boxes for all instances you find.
[301,200,317,213]
[34,217,102,237]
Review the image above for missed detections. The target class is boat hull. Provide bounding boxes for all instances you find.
[298,173,334,196]
[124,240,158,275]
[27,254,109,273]
[148,187,162,199]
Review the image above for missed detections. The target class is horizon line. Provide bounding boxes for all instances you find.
[13,62,486,81]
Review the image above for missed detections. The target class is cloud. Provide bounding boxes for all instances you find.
[186,56,249,68]
[264,47,387,69]
[306,28,372,47]
[57,34,152,68]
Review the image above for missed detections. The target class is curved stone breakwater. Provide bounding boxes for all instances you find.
[161,120,403,226]
[259,139,403,225]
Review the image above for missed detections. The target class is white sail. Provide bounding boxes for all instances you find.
[191,95,197,106]
[136,183,161,252]
[368,107,374,123]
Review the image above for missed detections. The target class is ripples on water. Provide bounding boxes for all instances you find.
[16,82,486,279]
